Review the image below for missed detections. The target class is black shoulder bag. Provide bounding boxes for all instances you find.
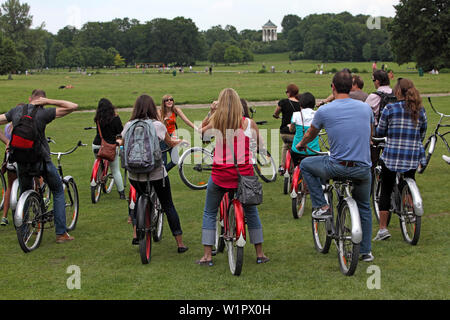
[228,138,263,206]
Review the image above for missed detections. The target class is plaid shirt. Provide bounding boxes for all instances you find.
[376,101,427,172]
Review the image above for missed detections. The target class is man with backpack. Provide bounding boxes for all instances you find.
[365,70,396,126]
[0,89,78,243]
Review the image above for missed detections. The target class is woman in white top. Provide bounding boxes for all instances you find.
[120,94,188,253]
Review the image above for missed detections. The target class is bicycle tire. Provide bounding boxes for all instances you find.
[418,135,435,174]
[91,161,102,204]
[292,178,307,219]
[399,182,421,245]
[311,189,332,254]
[152,193,163,243]
[16,191,44,253]
[226,201,244,276]
[136,196,152,264]
[253,151,277,183]
[178,147,213,190]
[336,199,360,276]
[63,177,79,232]
[283,175,290,195]
[0,171,6,211]
[371,166,382,223]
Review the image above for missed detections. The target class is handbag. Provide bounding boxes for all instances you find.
[228,139,263,206]
[97,121,117,162]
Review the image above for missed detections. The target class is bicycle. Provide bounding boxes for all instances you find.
[85,127,116,203]
[178,137,276,190]
[14,141,84,253]
[417,97,449,174]
[134,181,165,264]
[371,137,424,245]
[283,130,329,196]
[212,190,247,276]
[306,148,363,276]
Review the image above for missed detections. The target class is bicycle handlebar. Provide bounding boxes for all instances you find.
[372,137,387,143]
[428,97,450,118]
[50,140,86,157]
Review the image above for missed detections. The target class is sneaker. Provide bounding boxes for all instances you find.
[56,232,75,244]
[1,217,8,226]
[118,191,126,200]
[312,207,332,219]
[278,166,285,176]
[360,252,375,262]
[373,229,391,241]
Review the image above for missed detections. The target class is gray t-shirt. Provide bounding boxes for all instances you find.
[5,104,56,161]
[349,90,369,102]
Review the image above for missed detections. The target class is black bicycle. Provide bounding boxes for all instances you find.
[14,141,85,253]
[418,97,449,173]
[134,181,164,264]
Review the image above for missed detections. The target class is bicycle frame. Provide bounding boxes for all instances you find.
[220,192,246,247]
[90,157,109,187]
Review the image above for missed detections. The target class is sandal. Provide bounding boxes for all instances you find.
[256,256,270,264]
[195,259,214,266]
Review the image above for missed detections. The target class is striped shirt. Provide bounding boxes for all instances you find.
[376,101,427,172]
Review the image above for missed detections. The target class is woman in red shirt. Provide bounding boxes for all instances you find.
[159,95,197,171]
[196,88,269,266]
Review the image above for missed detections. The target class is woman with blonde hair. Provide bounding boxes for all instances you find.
[373,78,427,241]
[159,94,196,171]
[196,88,269,266]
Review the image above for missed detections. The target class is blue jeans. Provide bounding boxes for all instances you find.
[17,161,66,235]
[300,156,372,254]
[201,176,263,246]
[160,140,179,172]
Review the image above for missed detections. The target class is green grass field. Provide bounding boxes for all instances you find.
[1,53,448,112]
[0,92,448,300]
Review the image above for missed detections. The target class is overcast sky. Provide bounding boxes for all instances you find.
[25,0,400,34]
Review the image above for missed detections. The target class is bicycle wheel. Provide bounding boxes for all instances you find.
[151,192,163,243]
[215,194,228,254]
[226,201,244,276]
[312,188,332,253]
[103,169,115,194]
[418,135,436,174]
[399,182,421,245]
[0,171,6,211]
[292,177,307,219]
[63,178,79,232]
[91,161,102,204]
[253,151,277,183]
[16,191,44,253]
[336,199,360,276]
[371,166,382,223]
[136,196,152,264]
[179,147,213,190]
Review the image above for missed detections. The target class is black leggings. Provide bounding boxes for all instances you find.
[129,177,183,236]
[379,161,416,211]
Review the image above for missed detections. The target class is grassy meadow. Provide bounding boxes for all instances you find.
[0,54,449,300]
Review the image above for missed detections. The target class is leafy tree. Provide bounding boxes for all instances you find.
[224,45,243,64]
[389,0,449,69]
[56,26,78,48]
[281,14,301,38]
[208,41,226,63]
[114,53,125,68]
[0,0,32,42]
[0,32,17,75]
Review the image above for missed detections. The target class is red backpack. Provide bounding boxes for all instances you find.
[9,105,43,163]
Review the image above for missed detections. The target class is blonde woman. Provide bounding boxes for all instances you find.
[196,88,269,266]
[159,95,196,171]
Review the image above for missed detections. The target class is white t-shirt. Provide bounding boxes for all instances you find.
[121,120,168,182]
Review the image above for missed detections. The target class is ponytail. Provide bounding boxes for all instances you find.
[394,78,422,123]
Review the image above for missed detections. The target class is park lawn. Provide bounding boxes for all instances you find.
[0,97,448,300]
[1,54,448,112]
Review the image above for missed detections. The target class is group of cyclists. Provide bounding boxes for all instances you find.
[0,67,428,268]
[274,69,428,262]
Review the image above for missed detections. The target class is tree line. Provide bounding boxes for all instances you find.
[0,0,448,76]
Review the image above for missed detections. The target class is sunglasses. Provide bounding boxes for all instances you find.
[164,98,174,102]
